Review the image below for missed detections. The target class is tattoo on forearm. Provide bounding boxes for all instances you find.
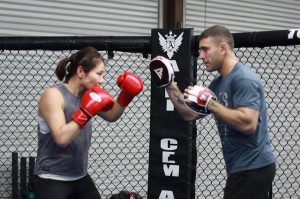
[176,96,185,105]
[169,87,185,105]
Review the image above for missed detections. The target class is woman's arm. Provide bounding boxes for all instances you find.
[97,103,125,122]
[38,87,80,148]
[99,71,143,122]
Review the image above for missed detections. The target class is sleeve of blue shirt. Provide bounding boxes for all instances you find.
[232,78,261,112]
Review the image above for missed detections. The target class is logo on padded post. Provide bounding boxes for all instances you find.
[158,31,183,59]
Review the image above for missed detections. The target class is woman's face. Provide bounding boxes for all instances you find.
[81,61,105,89]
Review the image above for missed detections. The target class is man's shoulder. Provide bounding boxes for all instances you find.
[235,63,261,81]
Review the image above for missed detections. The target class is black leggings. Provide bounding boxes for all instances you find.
[224,163,276,199]
[33,174,101,199]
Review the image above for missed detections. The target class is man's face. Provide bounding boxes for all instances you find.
[198,37,224,72]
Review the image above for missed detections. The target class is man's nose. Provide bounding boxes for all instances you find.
[198,50,204,59]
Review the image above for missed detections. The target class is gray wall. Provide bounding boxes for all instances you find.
[185,0,300,34]
[0,0,159,36]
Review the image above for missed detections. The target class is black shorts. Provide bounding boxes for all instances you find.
[33,174,101,199]
[224,163,276,199]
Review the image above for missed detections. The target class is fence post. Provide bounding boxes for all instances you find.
[147,28,196,199]
[20,157,27,199]
[12,152,19,199]
[27,157,35,199]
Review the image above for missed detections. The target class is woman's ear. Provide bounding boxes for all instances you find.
[77,66,85,79]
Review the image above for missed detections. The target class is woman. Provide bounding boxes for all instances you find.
[33,46,143,199]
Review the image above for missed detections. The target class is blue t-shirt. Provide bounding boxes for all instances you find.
[209,62,276,174]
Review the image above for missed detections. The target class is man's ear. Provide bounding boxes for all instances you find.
[77,66,85,79]
[219,42,229,55]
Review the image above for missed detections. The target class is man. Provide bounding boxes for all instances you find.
[150,25,276,199]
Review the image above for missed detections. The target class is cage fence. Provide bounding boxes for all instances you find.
[0,35,299,198]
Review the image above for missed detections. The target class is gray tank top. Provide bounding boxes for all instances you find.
[34,84,92,176]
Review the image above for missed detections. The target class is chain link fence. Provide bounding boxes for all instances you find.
[0,49,151,199]
[195,45,300,199]
[0,35,299,198]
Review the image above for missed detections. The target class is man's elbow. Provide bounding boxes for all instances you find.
[182,116,194,122]
[238,108,259,134]
[180,112,199,122]
[241,123,257,134]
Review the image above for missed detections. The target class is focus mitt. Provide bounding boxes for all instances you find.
[149,55,174,88]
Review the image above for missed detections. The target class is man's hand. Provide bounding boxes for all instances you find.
[184,85,216,116]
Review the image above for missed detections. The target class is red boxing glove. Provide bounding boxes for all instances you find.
[72,86,114,128]
[117,71,144,107]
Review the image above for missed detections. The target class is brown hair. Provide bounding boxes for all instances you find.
[199,25,234,49]
[55,46,105,83]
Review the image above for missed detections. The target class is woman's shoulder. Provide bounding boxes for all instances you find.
[38,86,64,116]
[40,86,64,103]
[43,86,61,96]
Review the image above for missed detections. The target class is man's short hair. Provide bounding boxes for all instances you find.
[199,25,234,49]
